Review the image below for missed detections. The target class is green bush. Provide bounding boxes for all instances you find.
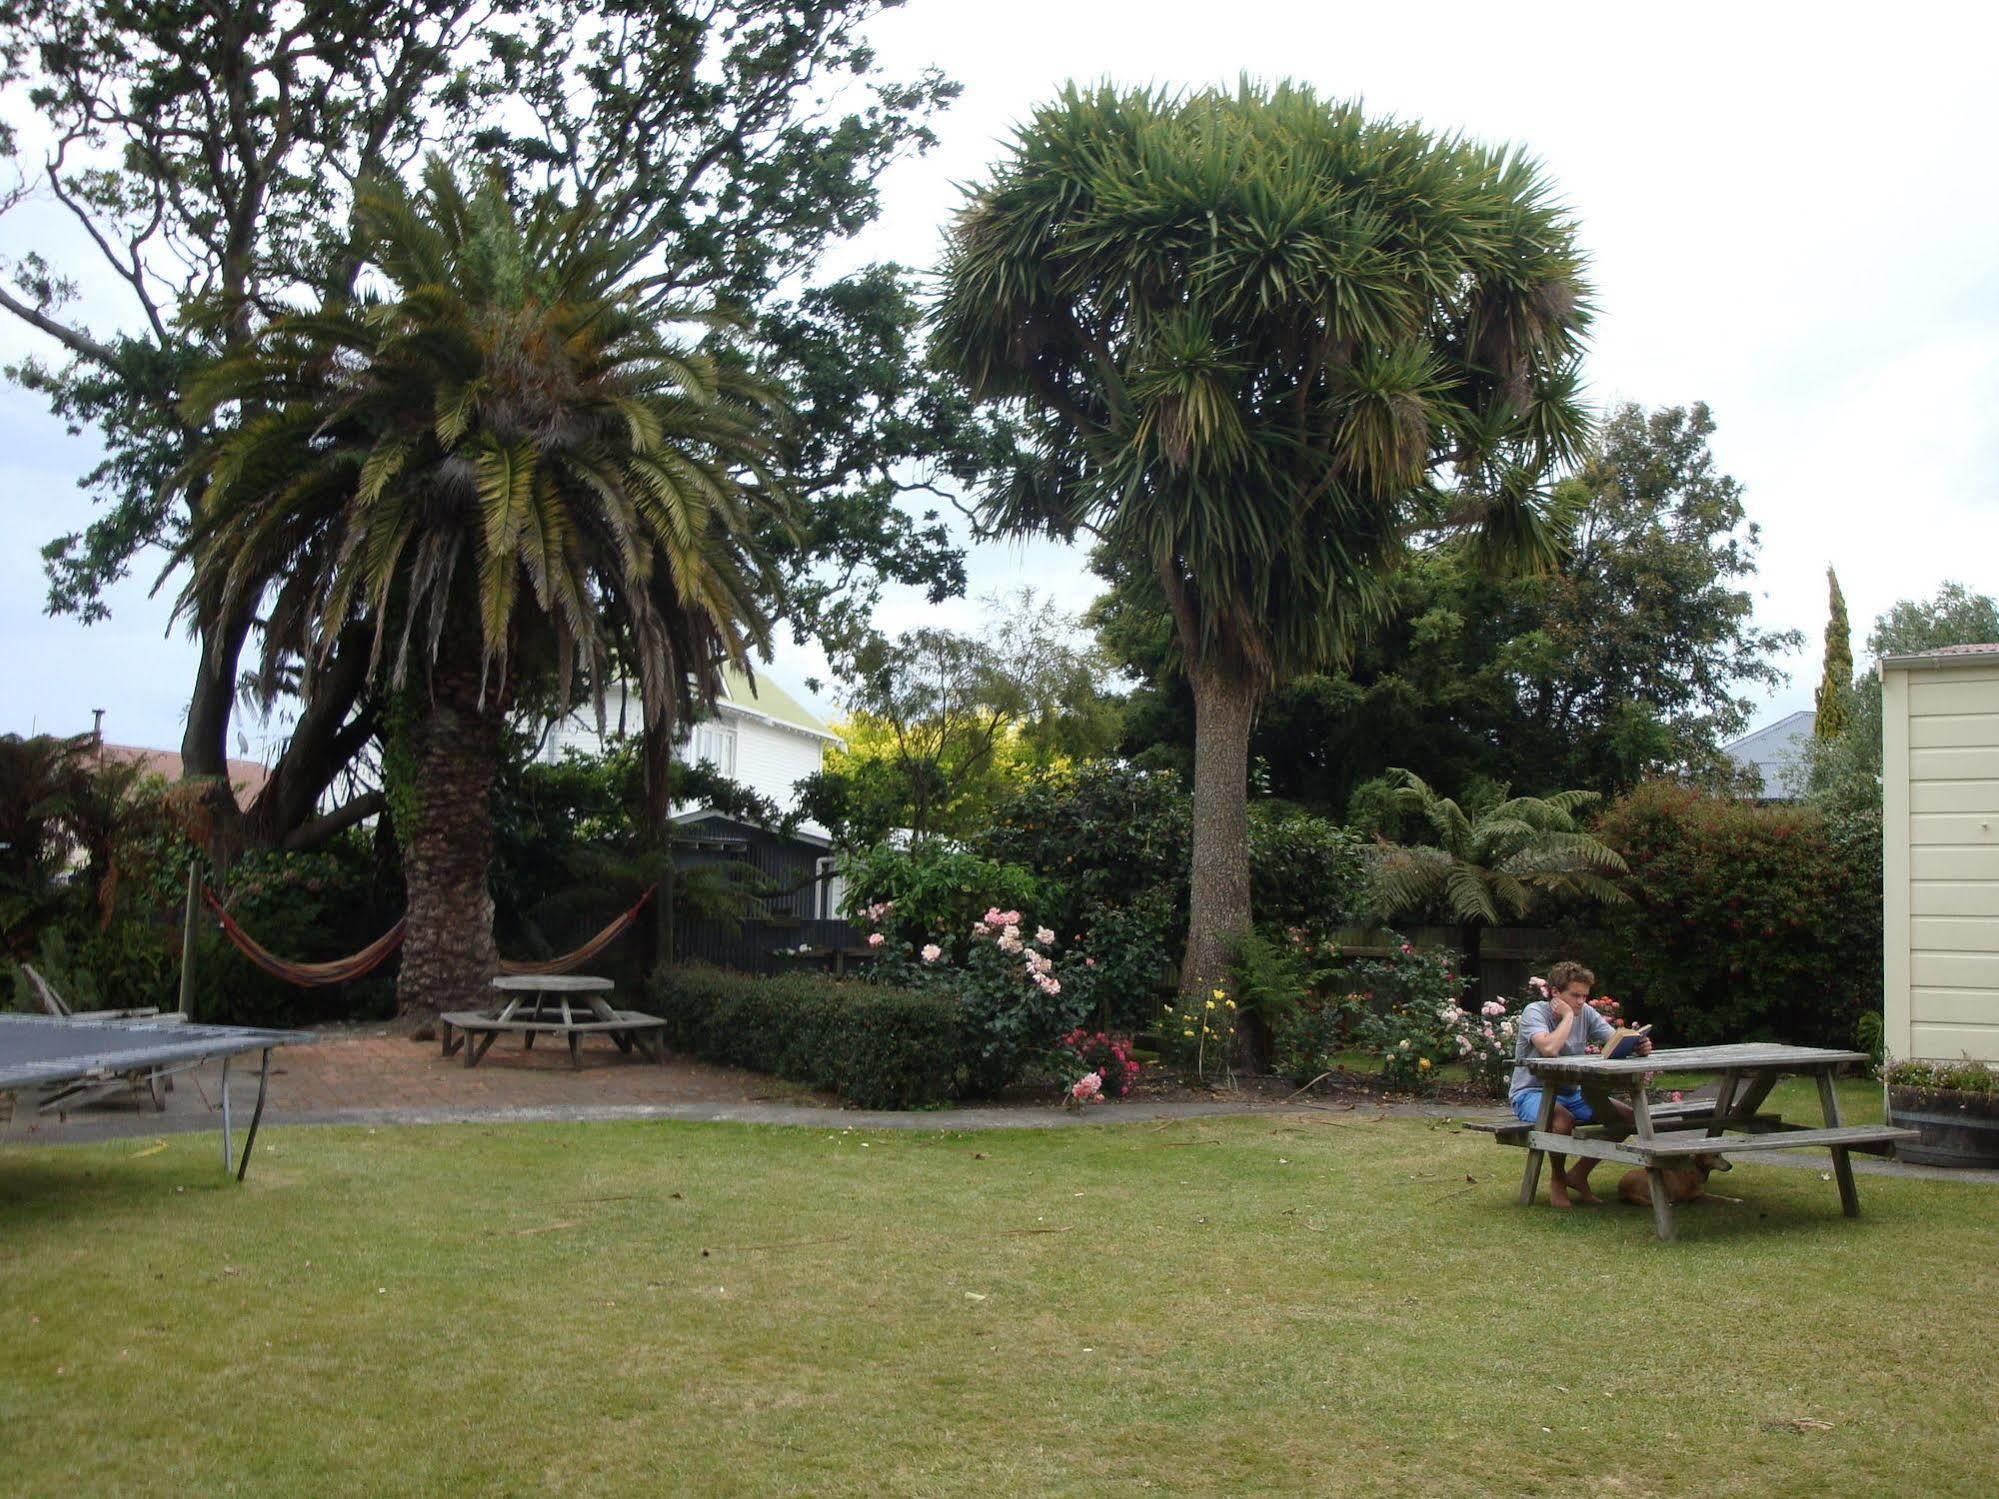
[837,841,1041,960]
[1590,781,1880,1050]
[1248,804,1369,935]
[649,964,970,1109]
[197,844,402,1026]
[975,761,1191,944]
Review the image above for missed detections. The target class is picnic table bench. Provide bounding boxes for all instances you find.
[1472,1044,1917,1239]
[440,976,667,1070]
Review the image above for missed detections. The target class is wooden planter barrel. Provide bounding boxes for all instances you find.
[1887,1085,1999,1168]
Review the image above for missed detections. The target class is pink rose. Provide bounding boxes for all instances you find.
[866,932,885,947]
[920,944,942,964]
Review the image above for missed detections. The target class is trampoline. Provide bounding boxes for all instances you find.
[0,1013,310,1180]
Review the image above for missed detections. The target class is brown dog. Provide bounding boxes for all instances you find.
[1617,1153,1732,1206]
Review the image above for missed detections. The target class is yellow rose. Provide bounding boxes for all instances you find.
[1417,1058,1432,1071]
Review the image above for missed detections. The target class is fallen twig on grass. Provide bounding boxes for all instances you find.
[518,1220,580,1235]
[700,1237,851,1255]
[1281,1073,1339,1103]
[989,1227,1072,1238]
[1428,1175,1486,1204]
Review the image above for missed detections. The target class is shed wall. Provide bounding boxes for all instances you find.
[1886,663,1999,1061]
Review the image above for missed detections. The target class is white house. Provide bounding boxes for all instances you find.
[539,665,847,919]
[1882,643,1999,1063]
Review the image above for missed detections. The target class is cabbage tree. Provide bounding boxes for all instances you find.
[934,83,1593,1014]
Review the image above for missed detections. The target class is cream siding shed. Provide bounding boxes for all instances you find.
[1883,644,1999,1062]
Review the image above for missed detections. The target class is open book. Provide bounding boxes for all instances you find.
[1600,1024,1652,1061]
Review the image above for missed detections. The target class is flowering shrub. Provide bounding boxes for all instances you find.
[1158,986,1239,1084]
[1066,1070,1104,1108]
[1453,997,1519,1095]
[838,841,1040,962]
[857,900,1090,1097]
[1056,1029,1142,1099]
[955,909,1090,1092]
[1272,993,1371,1084]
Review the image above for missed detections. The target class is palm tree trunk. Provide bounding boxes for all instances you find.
[1180,660,1263,1067]
[396,640,503,1018]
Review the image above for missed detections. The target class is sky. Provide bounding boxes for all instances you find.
[3,0,1996,754]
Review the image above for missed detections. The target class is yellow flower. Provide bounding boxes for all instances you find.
[1212,988,1226,1000]
[1183,1029,1195,1038]
[1225,1000,1237,1010]
[1418,1058,1432,1071]
[1205,1000,1216,1010]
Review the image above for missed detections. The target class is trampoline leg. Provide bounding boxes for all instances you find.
[236,1049,271,1183]
[220,1053,233,1172]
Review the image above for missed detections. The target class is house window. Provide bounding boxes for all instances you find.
[690,722,736,777]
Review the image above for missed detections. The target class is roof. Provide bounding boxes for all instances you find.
[1720,710,1815,799]
[101,744,269,811]
[669,807,831,849]
[716,665,838,742]
[1880,642,1999,669]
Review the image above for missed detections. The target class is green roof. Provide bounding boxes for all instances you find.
[719,663,833,739]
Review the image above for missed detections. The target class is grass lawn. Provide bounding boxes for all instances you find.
[3,1111,1993,1497]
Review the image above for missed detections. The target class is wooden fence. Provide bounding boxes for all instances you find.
[1327,927,1597,1002]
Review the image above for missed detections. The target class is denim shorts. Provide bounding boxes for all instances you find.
[1511,1088,1593,1126]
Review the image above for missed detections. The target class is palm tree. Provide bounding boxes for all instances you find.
[933,83,1593,1020]
[179,160,791,1016]
[1372,769,1629,987]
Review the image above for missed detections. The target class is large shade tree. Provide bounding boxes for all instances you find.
[0,0,969,852]
[933,83,1593,1016]
[179,162,790,1016]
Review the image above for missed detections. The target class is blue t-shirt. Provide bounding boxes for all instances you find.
[1508,999,1614,1101]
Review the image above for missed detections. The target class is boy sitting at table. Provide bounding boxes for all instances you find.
[1509,961,1652,1207]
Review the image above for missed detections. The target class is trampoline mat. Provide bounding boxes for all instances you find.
[0,1013,309,1091]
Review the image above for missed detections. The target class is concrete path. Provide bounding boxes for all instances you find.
[5,1029,1994,1186]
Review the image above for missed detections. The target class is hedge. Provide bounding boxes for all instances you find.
[1589,781,1880,1050]
[648,965,969,1109]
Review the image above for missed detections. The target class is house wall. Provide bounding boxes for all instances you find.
[728,717,828,822]
[537,684,831,827]
[1884,662,1999,1062]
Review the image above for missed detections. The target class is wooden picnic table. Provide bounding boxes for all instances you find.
[1491,1044,1917,1240]
[439,975,667,1070]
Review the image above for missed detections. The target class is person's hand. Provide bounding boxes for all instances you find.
[1635,1037,1654,1057]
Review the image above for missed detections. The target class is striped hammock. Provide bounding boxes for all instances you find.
[202,886,655,988]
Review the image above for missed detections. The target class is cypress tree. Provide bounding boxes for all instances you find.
[1815,567,1854,740]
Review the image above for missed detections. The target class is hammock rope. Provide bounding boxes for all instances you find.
[202,886,656,989]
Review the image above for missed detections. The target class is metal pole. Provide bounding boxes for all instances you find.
[219,1053,232,1172]
[236,1049,271,1182]
[178,859,200,1021]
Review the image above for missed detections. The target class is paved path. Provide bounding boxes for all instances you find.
[5,1028,1994,1186]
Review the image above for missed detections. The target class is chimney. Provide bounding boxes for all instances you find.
[92,708,105,746]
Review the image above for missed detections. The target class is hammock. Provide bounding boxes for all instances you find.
[202,886,655,988]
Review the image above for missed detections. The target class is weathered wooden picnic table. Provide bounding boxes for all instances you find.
[1485,1044,1918,1240]
[439,976,667,1069]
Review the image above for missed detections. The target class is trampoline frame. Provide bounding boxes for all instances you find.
[0,1014,310,1180]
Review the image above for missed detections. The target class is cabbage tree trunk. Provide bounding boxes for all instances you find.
[1180,659,1266,1069]
[396,637,503,1017]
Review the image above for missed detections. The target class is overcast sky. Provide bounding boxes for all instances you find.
[3,0,1995,752]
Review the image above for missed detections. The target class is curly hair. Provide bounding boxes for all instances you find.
[1546,960,1595,993]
